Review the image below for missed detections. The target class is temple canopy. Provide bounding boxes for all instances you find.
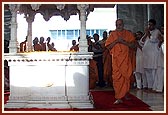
[5,4,115,21]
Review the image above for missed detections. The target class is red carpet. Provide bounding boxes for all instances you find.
[90,90,151,111]
[4,90,151,111]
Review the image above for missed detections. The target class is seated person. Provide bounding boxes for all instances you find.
[39,36,46,51]
[70,39,79,51]
[51,42,57,51]
[46,37,53,51]
[20,36,27,52]
[33,37,42,51]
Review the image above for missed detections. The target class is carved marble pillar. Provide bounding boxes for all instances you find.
[77,4,89,52]
[8,4,20,53]
[26,14,34,52]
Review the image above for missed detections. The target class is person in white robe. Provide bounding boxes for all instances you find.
[152,25,164,93]
[134,31,147,89]
[142,19,161,91]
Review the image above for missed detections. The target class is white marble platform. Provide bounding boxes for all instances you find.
[4,52,94,109]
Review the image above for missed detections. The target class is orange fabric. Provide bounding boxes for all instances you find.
[70,44,79,51]
[89,59,98,89]
[40,43,46,51]
[101,41,112,86]
[105,29,135,99]
[103,48,112,85]
[34,44,42,51]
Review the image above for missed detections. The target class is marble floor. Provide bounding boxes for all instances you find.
[130,89,165,111]
[92,86,165,112]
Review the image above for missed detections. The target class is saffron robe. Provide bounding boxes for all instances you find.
[33,44,42,51]
[70,44,79,51]
[89,59,98,89]
[40,43,46,51]
[100,40,112,86]
[103,47,112,85]
[105,29,135,99]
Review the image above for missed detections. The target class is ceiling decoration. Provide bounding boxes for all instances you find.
[5,4,115,21]
[30,4,41,11]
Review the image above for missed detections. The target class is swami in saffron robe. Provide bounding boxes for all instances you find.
[105,29,135,99]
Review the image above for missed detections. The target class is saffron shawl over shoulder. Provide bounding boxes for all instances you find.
[105,29,135,99]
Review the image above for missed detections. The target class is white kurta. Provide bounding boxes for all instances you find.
[135,40,144,73]
[135,40,147,89]
[153,43,164,92]
[142,28,161,89]
[142,28,161,69]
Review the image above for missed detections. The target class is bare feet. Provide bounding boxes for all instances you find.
[113,99,123,104]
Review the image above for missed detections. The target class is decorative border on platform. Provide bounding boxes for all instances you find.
[4,52,93,62]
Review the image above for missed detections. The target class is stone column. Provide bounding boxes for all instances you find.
[8,4,20,53]
[147,4,151,21]
[26,14,34,52]
[117,4,147,33]
[77,4,89,52]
